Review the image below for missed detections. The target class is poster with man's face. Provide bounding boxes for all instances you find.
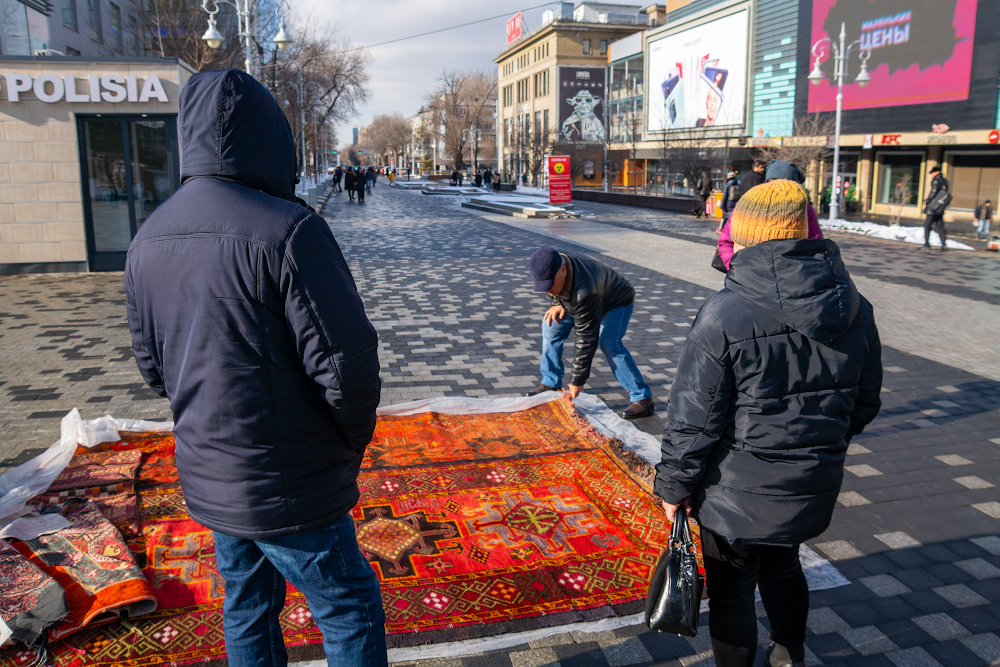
[807,0,979,112]
[647,10,749,132]
[557,67,607,143]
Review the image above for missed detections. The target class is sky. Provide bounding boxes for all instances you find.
[292,0,565,130]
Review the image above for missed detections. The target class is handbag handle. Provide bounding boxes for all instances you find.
[670,514,697,557]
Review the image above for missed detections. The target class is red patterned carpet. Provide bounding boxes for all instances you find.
[0,398,672,666]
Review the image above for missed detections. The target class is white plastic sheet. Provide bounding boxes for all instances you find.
[0,616,11,648]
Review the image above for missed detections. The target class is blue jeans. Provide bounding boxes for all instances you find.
[214,513,387,667]
[977,218,990,239]
[541,304,651,403]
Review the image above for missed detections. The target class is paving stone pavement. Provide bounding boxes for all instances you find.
[1,184,999,666]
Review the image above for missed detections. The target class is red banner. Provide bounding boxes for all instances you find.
[506,13,523,45]
[548,156,572,204]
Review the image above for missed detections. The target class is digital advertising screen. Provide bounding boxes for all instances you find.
[647,10,749,132]
[557,67,607,143]
[807,0,979,113]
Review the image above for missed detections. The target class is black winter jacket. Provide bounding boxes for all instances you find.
[740,170,764,195]
[125,70,381,539]
[655,239,882,546]
[721,177,740,214]
[550,253,634,386]
[924,174,949,215]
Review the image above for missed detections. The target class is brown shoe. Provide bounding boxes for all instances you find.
[622,397,655,420]
[525,384,561,397]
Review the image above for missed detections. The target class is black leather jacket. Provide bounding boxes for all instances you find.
[924,174,949,214]
[550,253,634,386]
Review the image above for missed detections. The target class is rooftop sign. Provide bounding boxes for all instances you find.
[2,73,168,103]
[507,12,524,44]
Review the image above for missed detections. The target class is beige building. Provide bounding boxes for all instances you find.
[495,4,665,186]
[1,57,193,274]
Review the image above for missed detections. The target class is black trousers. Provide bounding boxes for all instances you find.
[701,529,808,667]
[695,194,710,217]
[924,214,947,246]
[356,187,365,203]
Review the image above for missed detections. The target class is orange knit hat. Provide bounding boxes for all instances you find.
[729,179,808,248]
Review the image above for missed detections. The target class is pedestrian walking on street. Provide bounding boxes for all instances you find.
[526,247,654,419]
[484,169,493,189]
[922,166,950,250]
[370,166,377,189]
[450,169,458,186]
[720,171,740,226]
[345,167,356,201]
[365,167,373,194]
[475,171,483,188]
[389,169,396,187]
[356,167,367,203]
[975,199,992,240]
[693,169,713,218]
[657,179,882,667]
[458,170,464,186]
[333,166,343,192]
[124,70,387,667]
[493,174,502,192]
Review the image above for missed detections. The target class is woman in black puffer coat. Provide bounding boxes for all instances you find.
[657,179,882,667]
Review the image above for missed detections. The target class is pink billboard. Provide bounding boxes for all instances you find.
[807,0,978,113]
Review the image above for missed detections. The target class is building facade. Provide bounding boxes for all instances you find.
[495,3,665,187]
[1,56,193,274]
[608,0,999,220]
[1,0,146,58]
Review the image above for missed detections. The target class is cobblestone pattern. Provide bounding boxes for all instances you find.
[1,185,999,667]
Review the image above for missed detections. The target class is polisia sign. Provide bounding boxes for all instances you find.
[3,73,168,103]
[548,156,572,205]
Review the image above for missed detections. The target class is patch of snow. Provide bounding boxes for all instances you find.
[820,219,973,250]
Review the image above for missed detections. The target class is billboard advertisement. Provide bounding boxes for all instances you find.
[507,12,524,45]
[807,0,979,112]
[647,10,749,132]
[557,67,607,143]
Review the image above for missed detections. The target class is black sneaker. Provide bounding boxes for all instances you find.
[525,384,561,397]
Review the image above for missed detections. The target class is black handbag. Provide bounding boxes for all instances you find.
[645,514,704,636]
[926,187,952,216]
[711,249,728,273]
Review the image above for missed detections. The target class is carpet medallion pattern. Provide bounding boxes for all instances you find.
[0,398,668,665]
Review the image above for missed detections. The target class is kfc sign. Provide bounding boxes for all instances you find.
[3,73,168,103]
[880,134,901,145]
[506,12,524,45]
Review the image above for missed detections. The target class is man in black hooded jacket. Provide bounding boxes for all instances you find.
[125,70,386,667]
[657,179,882,667]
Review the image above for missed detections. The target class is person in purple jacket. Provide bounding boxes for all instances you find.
[717,160,823,271]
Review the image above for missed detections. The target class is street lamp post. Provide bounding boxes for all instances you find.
[808,22,871,220]
[296,73,324,186]
[462,126,482,174]
[201,1,292,77]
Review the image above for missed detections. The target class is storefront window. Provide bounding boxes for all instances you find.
[950,154,1000,210]
[879,154,922,206]
[80,116,179,270]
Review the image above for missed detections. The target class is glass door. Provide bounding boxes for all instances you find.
[77,115,179,271]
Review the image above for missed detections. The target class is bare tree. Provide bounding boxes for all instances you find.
[888,174,913,226]
[669,126,715,195]
[428,70,497,172]
[363,113,411,167]
[755,114,836,171]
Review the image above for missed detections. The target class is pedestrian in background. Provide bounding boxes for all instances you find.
[333,166,343,193]
[365,167,373,193]
[922,166,950,250]
[693,169,712,218]
[389,169,396,187]
[740,159,767,194]
[356,167,366,203]
[717,160,823,271]
[124,70,387,667]
[458,170,465,186]
[484,169,493,189]
[658,179,882,667]
[719,171,740,228]
[344,167,356,202]
[974,199,992,240]
[526,247,655,420]
[475,171,483,188]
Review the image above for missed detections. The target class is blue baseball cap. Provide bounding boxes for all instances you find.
[529,247,563,292]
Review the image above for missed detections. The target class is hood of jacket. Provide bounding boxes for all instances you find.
[725,239,859,345]
[179,69,297,201]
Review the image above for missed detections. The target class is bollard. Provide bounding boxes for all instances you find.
[308,187,317,205]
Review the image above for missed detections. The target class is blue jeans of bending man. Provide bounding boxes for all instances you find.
[541,304,652,403]
[214,512,387,667]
